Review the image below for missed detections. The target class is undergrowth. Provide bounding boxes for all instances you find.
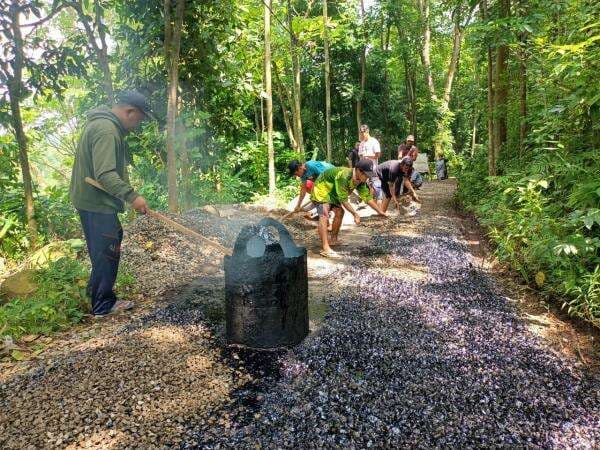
[0,256,136,340]
[457,147,600,327]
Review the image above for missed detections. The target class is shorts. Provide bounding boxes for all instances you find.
[381,181,393,199]
[411,171,423,188]
[314,202,341,218]
[370,176,383,201]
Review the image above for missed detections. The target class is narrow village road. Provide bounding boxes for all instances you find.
[1,180,598,449]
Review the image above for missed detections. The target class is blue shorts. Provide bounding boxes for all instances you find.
[370,177,383,201]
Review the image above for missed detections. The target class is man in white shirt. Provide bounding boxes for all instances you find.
[357,124,382,202]
[357,124,381,165]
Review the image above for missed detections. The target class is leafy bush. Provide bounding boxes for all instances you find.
[457,147,600,326]
[0,258,89,339]
[0,257,137,340]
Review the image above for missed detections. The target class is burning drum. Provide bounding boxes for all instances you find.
[224,218,309,348]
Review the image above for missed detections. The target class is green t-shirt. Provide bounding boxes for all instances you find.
[311,167,372,205]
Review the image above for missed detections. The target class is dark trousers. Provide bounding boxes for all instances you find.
[78,210,123,315]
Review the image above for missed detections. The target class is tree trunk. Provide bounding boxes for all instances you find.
[94,0,113,103]
[518,0,528,155]
[165,0,185,212]
[264,0,275,196]
[287,0,305,153]
[482,0,496,175]
[417,0,436,100]
[519,52,527,155]
[323,0,332,161]
[493,0,510,168]
[274,65,298,151]
[471,111,478,156]
[8,1,37,247]
[402,50,417,141]
[70,0,114,104]
[442,21,463,108]
[177,97,192,211]
[356,0,366,132]
[382,23,391,159]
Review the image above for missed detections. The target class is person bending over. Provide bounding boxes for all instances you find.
[311,159,388,258]
[288,159,334,212]
[374,159,405,212]
[397,157,421,205]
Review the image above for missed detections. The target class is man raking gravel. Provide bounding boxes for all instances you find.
[70,91,153,317]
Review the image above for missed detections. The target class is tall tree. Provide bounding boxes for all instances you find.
[286,0,305,153]
[4,1,37,247]
[323,0,332,161]
[264,0,275,195]
[68,0,113,103]
[518,0,529,155]
[273,62,298,151]
[381,20,392,158]
[441,6,473,109]
[0,1,83,247]
[164,0,185,212]
[481,0,496,175]
[493,0,510,167]
[417,0,436,100]
[356,0,367,132]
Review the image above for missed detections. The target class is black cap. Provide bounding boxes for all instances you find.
[116,91,156,120]
[355,158,375,177]
[288,159,302,176]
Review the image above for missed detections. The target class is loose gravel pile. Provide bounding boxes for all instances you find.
[121,206,307,298]
[184,233,599,448]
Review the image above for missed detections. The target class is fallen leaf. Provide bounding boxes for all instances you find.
[11,350,30,361]
[22,334,40,343]
[535,271,545,287]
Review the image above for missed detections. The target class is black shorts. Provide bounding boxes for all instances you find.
[381,181,393,199]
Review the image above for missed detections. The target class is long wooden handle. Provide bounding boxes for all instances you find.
[84,177,231,255]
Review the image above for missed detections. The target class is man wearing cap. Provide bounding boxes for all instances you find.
[70,91,153,317]
[311,159,388,258]
[288,159,334,213]
[397,135,419,161]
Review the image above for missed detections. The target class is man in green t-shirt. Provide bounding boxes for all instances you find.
[311,159,388,258]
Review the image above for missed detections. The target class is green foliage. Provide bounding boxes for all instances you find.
[457,148,600,326]
[0,256,137,340]
[0,184,81,262]
[0,258,88,340]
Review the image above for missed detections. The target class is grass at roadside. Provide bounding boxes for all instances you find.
[0,256,136,342]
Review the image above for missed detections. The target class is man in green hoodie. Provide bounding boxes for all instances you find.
[70,91,152,316]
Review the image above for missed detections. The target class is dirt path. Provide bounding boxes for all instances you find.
[1,180,598,449]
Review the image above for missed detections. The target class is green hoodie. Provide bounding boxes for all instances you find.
[70,106,139,213]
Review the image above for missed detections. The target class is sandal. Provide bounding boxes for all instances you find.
[319,249,342,259]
